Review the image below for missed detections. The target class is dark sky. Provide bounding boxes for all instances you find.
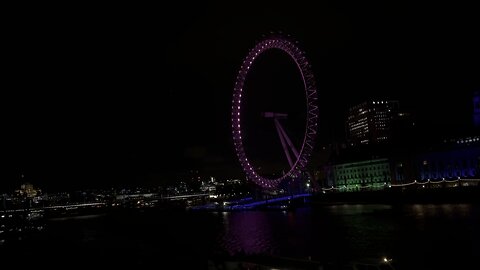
[2,1,479,191]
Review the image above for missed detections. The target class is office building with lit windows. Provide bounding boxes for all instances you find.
[346,100,400,145]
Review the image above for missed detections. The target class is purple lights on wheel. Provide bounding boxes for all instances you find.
[232,35,319,189]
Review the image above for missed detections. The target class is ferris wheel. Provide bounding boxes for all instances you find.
[231,34,319,189]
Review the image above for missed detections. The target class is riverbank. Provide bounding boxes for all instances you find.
[312,186,480,205]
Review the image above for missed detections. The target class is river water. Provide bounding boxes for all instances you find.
[2,203,479,269]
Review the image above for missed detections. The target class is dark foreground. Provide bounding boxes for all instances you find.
[1,202,479,269]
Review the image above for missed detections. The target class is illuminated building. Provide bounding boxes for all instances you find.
[325,158,392,191]
[346,100,400,145]
[15,183,41,198]
[416,140,480,181]
[474,91,480,128]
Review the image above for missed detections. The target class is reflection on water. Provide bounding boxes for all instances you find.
[216,205,400,261]
[409,203,472,218]
[1,204,479,269]
[327,204,393,215]
[220,211,277,255]
[215,204,480,269]
[49,214,106,222]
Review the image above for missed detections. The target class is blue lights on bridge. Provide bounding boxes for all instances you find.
[191,193,312,211]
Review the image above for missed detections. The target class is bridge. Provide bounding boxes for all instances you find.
[1,193,212,215]
[2,202,106,213]
[190,193,312,211]
[115,193,210,200]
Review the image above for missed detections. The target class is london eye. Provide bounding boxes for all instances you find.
[231,34,319,189]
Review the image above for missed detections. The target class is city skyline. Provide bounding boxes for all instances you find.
[3,1,479,191]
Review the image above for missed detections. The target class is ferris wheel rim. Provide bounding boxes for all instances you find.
[231,35,318,188]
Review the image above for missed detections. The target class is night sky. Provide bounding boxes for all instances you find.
[3,1,479,191]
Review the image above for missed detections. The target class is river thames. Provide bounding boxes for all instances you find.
[2,203,479,269]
